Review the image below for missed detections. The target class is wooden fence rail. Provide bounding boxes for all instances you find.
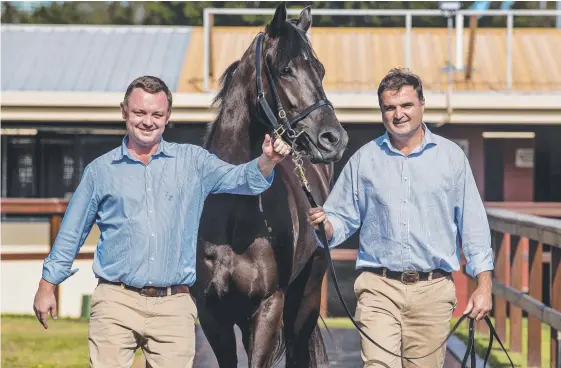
[2,198,561,366]
[470,207,561,368]
[1,198,69,314]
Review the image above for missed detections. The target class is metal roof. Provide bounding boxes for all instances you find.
[1,25,192,92]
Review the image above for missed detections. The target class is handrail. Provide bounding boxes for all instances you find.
[486,207,561,248]
[1,198,69,215]
[468,207,561,367]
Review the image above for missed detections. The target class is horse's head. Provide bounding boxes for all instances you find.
[249,3,348,164]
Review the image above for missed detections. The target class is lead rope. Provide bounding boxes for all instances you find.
[283,135,514,367]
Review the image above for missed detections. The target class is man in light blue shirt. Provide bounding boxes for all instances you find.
[308,68,494,367]
[32,76,291,367]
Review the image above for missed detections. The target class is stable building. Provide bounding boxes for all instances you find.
[1,23,560,317]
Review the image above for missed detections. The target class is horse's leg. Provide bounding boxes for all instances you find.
[245,290,285,368]
[197,306,238,368]
[284,248,329,368]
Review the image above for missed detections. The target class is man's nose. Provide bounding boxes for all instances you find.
[394,107,404,120]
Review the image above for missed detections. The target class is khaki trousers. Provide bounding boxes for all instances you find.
[88,283,197,368]
[354,271,457,368]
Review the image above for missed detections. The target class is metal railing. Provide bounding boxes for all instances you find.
[202,8,561,92]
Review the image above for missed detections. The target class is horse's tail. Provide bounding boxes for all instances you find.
[309,320,330,368]
[270,323,287,367]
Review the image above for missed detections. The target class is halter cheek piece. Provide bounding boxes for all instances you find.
[254,32,331,141]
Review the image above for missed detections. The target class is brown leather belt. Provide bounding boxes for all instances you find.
[359,267,451,285]
[98,278,189,297]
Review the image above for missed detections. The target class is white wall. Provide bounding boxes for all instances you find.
[1,259,98,318]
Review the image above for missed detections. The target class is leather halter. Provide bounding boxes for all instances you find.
[254,32,331,140]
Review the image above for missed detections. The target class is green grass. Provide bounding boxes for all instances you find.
[4,313,551,367]
[1,314,143,368]
[450,316,551,368]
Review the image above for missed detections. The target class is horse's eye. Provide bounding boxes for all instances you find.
[281,66,292,75]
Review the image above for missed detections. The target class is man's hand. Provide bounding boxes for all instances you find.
[258,134,292,178]
[262,134,291,164]
[33,278,58,329]
[464,271,493,321]
[307,206,334,241]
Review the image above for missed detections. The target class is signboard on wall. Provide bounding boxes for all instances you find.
[451,139,469,158]
[515,148,534,168]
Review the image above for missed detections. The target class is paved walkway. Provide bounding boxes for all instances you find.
[193,325,461,367]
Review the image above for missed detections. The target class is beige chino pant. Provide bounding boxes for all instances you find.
[88,282,197,368]
[354,271,457,368]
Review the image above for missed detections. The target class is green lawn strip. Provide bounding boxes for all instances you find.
[450,316,551,368]
[5,313,550,368]
[1,314,142,368]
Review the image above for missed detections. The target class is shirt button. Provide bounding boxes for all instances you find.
[151,233,155,237]
[404,177,408,181]
[402,222,406,225]
[149,210,153,214]
[148,281,152,285]
[150,257,155,261]
[147,188,152,191]
[403,199,407,203]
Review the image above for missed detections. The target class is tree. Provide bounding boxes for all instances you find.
[1,1,556,28]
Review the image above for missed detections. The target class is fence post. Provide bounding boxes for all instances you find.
[509,235,525,353]
[494,231,510,343]
[527,239,543,367]
[551,247,561,368]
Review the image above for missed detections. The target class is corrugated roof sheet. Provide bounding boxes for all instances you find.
[1,25,192,92]
[177,26,561,93]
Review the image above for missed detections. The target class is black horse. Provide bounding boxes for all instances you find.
[194,3,348,367]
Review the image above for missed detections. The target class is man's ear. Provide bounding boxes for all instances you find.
[120,102,127,120]
[296,5,312,33]
[266,2,287,38]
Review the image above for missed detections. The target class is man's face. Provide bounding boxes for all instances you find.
[380,86,424,140]
[121,88,170,149]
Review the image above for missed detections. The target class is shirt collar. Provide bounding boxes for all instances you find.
[377,123,437,155]
[112,135,175,162]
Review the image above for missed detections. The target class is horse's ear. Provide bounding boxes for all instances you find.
[296,5,312,32]
[266,2,287,37]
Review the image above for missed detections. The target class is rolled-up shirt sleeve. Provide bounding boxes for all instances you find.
[455,155,494,278]
[196,147,273,195]
[42,164,99,284]
[320,153,362,248]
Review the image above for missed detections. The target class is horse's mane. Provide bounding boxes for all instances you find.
[203,60,241,149]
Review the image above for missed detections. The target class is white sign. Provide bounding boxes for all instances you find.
[515,148,534,168]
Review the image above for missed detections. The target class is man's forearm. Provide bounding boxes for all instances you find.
[257,154,275,179]
[476,270,492,289]
[39,278,57,291]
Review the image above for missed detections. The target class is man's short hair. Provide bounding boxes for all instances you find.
[377,68,425,107]
[123,76,173,111]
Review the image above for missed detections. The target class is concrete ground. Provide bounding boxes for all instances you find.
[192,325,462,367]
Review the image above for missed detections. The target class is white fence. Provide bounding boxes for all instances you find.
[202,7,561,92]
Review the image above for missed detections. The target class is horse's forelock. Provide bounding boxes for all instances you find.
[274,22,324,78]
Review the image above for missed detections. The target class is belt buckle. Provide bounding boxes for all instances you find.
[401,269,419,285]
[140,287,158,297]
